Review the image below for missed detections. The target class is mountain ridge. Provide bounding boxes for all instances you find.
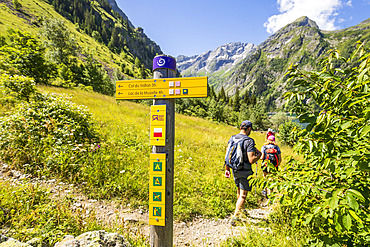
[177,42,256,87]
[107,0,134,28]
[219,16,370,109]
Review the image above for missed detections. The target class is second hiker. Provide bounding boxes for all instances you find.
[260,134,282,200]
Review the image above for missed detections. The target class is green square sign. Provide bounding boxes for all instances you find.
[153,206,162,217]
[153,162,162,171]
[153,192,162,202]
[153,177,162,186]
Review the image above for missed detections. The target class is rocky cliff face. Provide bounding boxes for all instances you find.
[176,42,256,87]
[107,0,134,28]
[177,42,256,74]
[106,0,162,68]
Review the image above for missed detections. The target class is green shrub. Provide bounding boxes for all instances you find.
[261,44,370,246]
[0,73,36,102]
[278,121,301,146]
[0,29,53,84]
[0,87,99,178]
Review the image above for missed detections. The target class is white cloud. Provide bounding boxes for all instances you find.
[264,0,345,34]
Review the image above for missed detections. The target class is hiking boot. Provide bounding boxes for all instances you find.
[230,216,239,226]
[241,209,249,217]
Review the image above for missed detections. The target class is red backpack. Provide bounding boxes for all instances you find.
[265,145,279,167]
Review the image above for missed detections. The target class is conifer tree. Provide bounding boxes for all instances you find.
[233,87,241,111]
[244,89,250,104]
[13,0,22,10]
[218,86,226,102]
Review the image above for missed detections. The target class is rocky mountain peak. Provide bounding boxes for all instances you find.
[280,16,318,33]
[177,42,256,76]
[292,16,319,29]
[107,0,134,28]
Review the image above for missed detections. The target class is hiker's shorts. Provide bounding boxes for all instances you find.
[232,170,253,192]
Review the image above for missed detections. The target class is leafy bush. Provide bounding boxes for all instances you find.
[0,29,53,84]
[0,75,99,178]
[0,73,36,102]
[262,44,370,246]
[278,121,301,146]
[270,111,289,131]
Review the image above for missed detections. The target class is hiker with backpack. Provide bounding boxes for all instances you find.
[224,120,261,223]
[260,135,281,199]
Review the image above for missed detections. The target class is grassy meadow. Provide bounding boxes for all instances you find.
[37,86,294,220]
[1,85,298,245]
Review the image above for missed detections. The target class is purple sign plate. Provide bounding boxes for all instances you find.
[153,55,176,71]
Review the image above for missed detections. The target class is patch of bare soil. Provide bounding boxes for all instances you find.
[0,163,273,246]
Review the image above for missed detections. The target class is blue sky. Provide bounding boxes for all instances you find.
[116,0,370,57]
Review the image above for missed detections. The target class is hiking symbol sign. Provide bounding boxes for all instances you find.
[149,153,166,226]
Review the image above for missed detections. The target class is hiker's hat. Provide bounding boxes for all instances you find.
[240,120,253,130]
[268,135,275,141]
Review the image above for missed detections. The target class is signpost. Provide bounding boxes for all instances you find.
[115,54,208,247]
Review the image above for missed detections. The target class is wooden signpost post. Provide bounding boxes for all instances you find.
[116,55,208,247]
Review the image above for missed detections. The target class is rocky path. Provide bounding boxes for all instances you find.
[0,163,273,246]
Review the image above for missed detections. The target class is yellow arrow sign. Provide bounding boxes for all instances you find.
[116,76,208,100]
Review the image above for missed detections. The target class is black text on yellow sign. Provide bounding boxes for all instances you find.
[149,153,166,226]
[150,105,166,146]
[115,76,208,100]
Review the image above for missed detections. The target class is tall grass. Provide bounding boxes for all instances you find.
[0,181,147,246]
[35,86,295,222]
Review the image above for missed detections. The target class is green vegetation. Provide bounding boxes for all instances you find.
[258,44,370,246]
[46,0,160,68]
[0,180,146,246]
[0,25,116,95]
[175,85,271,130]
[278,121,301,147]
[0,29,52,84]
[0,0,156,85]
[0,73,292,220]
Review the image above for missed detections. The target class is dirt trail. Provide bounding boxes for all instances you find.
[0,163,273,246]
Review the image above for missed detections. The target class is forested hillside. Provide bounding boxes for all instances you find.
[47,0,161,68]
[0,0,162,96]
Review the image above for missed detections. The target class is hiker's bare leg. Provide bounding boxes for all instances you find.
[266,188,271,195]
[263,171,269,195]
[233,189,248,217]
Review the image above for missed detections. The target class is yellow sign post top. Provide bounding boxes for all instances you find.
[116,76,208,100]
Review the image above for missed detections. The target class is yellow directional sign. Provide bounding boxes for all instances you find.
[116,76,208,99]
[150,105,166,146]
